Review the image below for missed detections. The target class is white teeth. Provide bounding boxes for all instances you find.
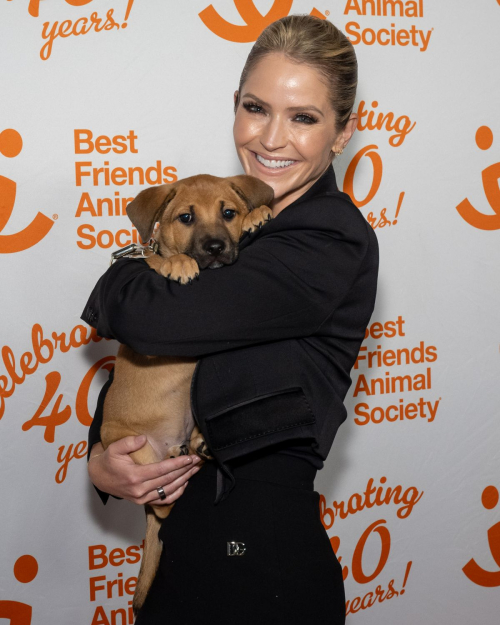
[255,154,295,169]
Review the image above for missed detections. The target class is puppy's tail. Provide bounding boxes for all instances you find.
[133,505,165,615]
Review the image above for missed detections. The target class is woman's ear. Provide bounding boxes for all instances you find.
[333,112,358,153]
[233,90,240,113]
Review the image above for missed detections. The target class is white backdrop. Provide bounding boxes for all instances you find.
[1,1,499,623]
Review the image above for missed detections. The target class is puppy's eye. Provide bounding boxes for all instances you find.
[222,209,236,221]
[179,213,193,224]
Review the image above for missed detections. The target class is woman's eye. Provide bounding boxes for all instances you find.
[179,213,193,224]
[222,209,236,220]
[294,113,317,124]
[243,102,264,114]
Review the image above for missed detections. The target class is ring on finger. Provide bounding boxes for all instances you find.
[157,486,167,501]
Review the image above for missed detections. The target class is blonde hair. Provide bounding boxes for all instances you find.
[236,15,358,131]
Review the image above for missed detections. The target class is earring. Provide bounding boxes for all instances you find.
[335,147,344,155]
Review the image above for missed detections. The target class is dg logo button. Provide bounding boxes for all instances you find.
[227,541,246,556]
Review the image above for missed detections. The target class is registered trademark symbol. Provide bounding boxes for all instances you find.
[325,9,330,15]
[53,214,58,220]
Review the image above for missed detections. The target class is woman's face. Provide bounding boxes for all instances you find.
[233,53,357,215]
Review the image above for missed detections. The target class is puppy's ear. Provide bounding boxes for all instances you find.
[226,175,274,211]
[126,184,177,242]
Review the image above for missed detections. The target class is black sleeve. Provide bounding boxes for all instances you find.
[81,197,371,358]
[87,367,120,505]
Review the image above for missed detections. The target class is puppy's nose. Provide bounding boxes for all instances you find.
[204,239,226,256]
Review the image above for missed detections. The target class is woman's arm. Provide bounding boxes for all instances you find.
[82,196,373,357]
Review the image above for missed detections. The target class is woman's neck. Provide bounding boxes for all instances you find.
[271,162,332,217]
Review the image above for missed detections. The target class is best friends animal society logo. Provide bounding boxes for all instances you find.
[0,129,54,254]
[199,0,433,52]
[456,126,500,231]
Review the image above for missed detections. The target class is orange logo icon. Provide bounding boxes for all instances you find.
[199,0,325,42]
[462,485,500,587]
[0,129,54,253]
[456,126,500,230]
[0,554,38,624]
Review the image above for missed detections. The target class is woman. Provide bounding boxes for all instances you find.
[84,15,378,624]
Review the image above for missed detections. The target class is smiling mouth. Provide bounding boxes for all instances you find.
[253,152,297,170]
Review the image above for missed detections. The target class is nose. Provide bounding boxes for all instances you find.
[203,239,226,256]
[260,114,287,152]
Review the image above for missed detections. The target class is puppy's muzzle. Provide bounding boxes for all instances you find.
[193,238,237,270]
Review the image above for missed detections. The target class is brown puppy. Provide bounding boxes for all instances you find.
[100,174,274,613]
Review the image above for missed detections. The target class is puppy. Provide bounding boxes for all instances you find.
[100,174,274,613]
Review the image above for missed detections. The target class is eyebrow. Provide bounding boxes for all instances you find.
[241,92,325,117]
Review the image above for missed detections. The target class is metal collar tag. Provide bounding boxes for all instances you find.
[109,240,159,266]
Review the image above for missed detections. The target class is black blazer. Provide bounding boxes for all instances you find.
[82,165,379,504]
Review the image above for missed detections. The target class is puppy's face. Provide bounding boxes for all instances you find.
[159,177,250,269]
[127,174,274,270]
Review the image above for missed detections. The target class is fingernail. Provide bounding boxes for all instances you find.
[192,456,201,463]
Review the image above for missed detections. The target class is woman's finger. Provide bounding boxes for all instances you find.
[137,455,200,482]
[139,465,201,504]
[142,463,202,497]
[108,435,147,457]
[146,481,190,506]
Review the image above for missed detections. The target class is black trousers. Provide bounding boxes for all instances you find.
[136,450,346,625]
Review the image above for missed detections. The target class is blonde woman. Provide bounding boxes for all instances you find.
[84,15,378,624]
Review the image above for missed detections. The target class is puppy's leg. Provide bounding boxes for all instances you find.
[133,506,163,615]
[145,253,199,285]
[242,205,273,234]
[101,425,172,614]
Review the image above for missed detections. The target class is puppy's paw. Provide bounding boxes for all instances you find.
[242,205,273,235]
[158,254,200,285]
[195,440,213,461]
[188,426,213,460]
[166,443,190,458]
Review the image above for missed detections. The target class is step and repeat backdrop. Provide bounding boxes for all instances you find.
[1,1,499,623]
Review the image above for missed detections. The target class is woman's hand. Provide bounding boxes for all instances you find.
[87,436,202,506]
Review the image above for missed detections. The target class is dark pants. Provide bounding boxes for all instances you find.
[136,450,346,624]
